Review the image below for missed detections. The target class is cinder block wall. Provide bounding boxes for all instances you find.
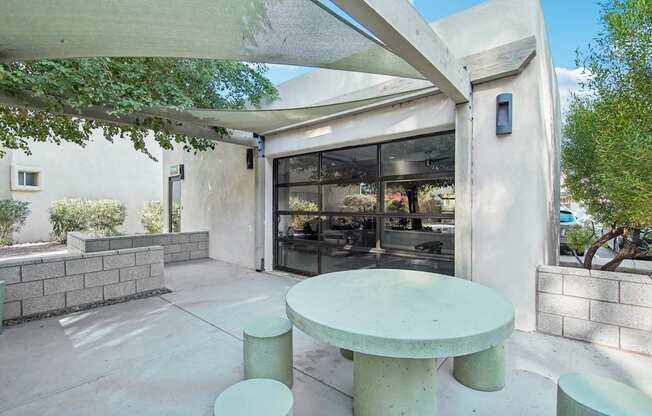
[0,246,165,321]
[537,265,652,355]
[68,231,209,264]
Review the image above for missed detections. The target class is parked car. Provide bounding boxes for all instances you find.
[560,208,579,255]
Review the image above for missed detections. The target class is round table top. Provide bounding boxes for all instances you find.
[286,269,515,359]
[558,373,652,416]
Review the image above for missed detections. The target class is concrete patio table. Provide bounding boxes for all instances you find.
[285,269,515,416]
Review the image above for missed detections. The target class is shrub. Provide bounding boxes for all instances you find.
[49,198,88,243]
[87,199,126,237]
[0,200,31,245]
[566,223,596,258]
[140,201,163,234]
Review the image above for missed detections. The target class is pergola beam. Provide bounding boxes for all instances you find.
[330,0,471,104]
[0,92,256,147]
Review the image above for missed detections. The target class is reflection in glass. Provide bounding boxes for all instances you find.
[277,185,319,212]
[277,242,318,274]
[322,216,376,247]
[277,215,319,240]
[379,255,454,275]
[322,145,377,180]
[381,134,455,177]
[322,183,377,212]
[277,154,319,183]
[321,247,377,273]
[384,179,454,215]
[382,217,454,254]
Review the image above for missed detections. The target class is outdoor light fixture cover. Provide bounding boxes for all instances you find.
[246,148,254,170]
[496,93,513,135]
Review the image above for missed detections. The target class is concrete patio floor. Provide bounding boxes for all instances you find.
[1,259,650,415]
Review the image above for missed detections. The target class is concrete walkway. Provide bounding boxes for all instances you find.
[0,259,650,415]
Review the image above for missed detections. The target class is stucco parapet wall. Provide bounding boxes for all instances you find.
[536,265,652,355]
[67,231,210,264]
[1,246,165,321]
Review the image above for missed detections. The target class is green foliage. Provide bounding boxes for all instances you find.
[0,199,30,245]
[562,0,652,268]
[288,197,318,230]
[48,198,88,242]
[49,198,126,241]
[0,58,278,158]
[86,199,126,237]
[566,223,596,255]
[141,200,164,234]
[343,194,376,212]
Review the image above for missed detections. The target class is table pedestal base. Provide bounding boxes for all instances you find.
[453,343,505,392]
[353,352,437,416]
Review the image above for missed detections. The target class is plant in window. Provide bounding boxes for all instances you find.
[288,197,318,235]
[0,199,31,245]
[86,199,126,237]
[343,194,376,212]
[48,198,89,243]
[140,201,164,234]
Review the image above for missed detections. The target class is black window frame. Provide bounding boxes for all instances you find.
[273,131,455,276]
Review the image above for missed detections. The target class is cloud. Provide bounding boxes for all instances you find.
[556,67,591,115]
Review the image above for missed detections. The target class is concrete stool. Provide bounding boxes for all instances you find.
[243,317,293,388]
[214,379,293,416]
[0,280,5,334]
[557,373,652,416]
[453,343,505,392]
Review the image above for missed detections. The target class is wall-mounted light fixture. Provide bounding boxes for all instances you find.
[496,93,513,135]
[246,148,254,169]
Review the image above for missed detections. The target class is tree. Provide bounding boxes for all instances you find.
[562,0,652,271]
[0,58,277,159]
[0,200,31,245]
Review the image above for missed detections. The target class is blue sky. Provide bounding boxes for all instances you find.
[266,0,602,106]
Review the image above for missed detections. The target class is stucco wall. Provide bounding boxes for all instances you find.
[7,130,162,243]
[162,142,255,269]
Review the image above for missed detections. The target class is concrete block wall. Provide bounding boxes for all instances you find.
[537,265,652,355]
[0,246,165,321]
[68,231,209,264]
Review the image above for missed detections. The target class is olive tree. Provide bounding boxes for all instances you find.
[562,0,652,270]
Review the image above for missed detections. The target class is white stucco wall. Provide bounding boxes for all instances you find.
[162,142,256,269]
[7,130,162,242]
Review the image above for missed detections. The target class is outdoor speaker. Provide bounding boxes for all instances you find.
[496,93,513,135]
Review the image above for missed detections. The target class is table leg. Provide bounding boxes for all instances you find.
[453,343,505,392]
[353,352,437,416]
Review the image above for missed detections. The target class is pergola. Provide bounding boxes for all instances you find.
[0,0,538,279]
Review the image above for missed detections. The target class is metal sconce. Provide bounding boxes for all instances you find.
[496,93,513,135]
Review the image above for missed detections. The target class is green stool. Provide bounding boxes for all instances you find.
[243,317,293,388]
[214,379,293,416]
[453,343,505,392]
[0,280,5,334]
[557,373,652,416]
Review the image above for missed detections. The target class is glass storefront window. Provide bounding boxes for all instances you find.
[322,145,377,181]
[277,214,320,240]
[277,241,318,275]
[321,247,377,273]
[274,133,455,276]
[322,182,377,212]
[381,133,455,177]
[384,179,454,215]
[277,185,319,212]
[382,217,454,254]
[277,154,319,184]
[322,216,376,247]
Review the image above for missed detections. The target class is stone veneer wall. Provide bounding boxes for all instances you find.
[537,265,652,355]
[0,246,164,321]
[68,231,209,264]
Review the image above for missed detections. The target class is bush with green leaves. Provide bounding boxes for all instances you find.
[48,198,89,242]
[0,199,31,245]
[86,199,126,237]
[140,201,163,234]
[562,0,652,270]
[566,223,596,258]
